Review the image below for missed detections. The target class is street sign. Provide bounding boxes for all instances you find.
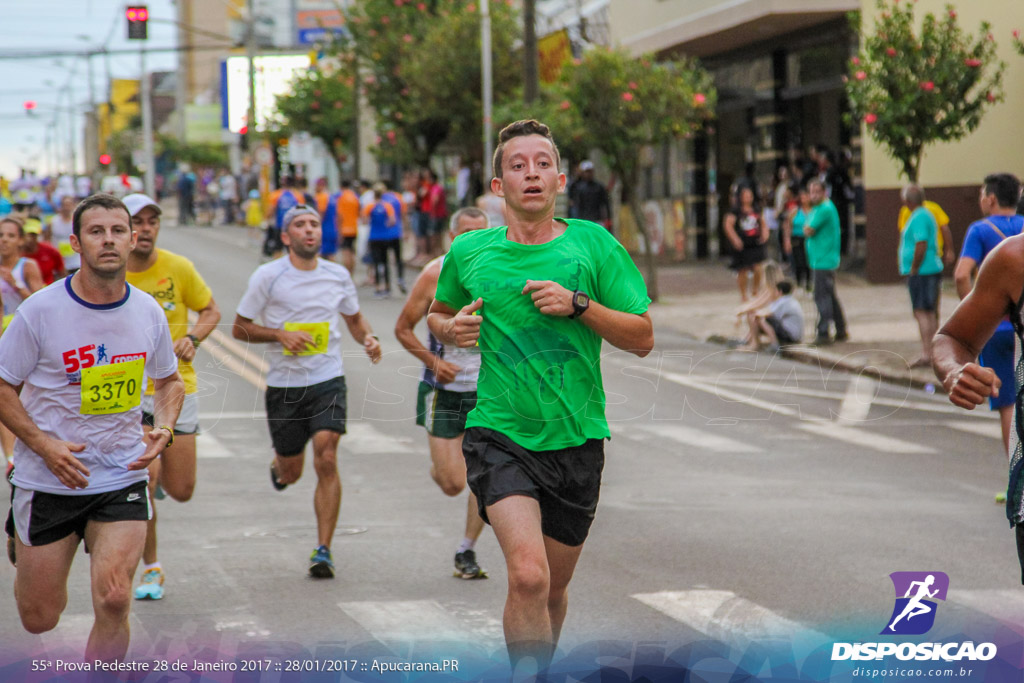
[297,27,349,45]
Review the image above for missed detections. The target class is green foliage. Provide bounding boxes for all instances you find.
[845,0,1004,182]
[342,0,521,165]
[271,59,359,163]
[498,46,715,300]
[157,135,229,168]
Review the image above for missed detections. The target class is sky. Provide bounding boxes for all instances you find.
[0,0,178,179]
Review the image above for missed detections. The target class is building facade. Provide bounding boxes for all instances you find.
[859,0,1024,282]
[611,0,860,261]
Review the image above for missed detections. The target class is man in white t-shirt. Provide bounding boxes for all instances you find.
[44,195,80,272]
[0,193,184,661]
[233,205,382,579]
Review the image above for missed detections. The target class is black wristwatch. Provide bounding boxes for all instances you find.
[568,291,591,319]
[186,334,201,349]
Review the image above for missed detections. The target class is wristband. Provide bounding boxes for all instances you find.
[158,426,175,447]
[186,334,200,349]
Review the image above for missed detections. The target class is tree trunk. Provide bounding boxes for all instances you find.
[625,180,659,302]
[523,0,538,104]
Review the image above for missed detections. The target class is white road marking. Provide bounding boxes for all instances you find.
[632,590,829,645]
[837,374,876,423]
[948,590,1024,632]
[343,422,418,454]
[197,432,233,459]
[944,421,1002,440]
[611,422,762,454]
[338,600,502,648]
[798,421,934,454]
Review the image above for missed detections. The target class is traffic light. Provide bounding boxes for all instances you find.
[99,154,112,166]
[126,5,148,40]
[23,101,36,116]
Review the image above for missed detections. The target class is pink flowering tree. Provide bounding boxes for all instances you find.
[498,47,715,301]
[846,0,1005,182]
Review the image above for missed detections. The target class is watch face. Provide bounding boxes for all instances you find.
[576,292,590,307]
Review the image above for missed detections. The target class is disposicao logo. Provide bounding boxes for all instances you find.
[831,571,997,663]
[882,571,948,635]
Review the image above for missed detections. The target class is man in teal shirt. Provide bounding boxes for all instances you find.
[900,184,944,367]
[804,178,848,344]
[428,119,653,674]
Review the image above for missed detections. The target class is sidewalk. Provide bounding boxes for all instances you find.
[649,261,958,392]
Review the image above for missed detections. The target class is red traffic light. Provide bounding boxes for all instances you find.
[126,5,148,39]
[23,100,36,111]
[239,125,248,135]
[99,154,112,165]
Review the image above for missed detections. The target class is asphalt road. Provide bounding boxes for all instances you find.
[1,221,1020,677]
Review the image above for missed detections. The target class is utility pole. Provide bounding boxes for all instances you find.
[481,0,493,172]
[247,0,257,152]
[140,46,156,196]
[67,83,78,174]
[523,0,538,104]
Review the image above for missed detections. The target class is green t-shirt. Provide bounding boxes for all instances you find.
[435,218,651,451]
[899,206,943,276]
[805,199,841,271]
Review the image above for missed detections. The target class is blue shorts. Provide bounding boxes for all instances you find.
[907,273,941,312]
[980,327,1015,410]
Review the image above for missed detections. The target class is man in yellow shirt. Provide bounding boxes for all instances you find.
[898,199,955,267]
[123,193,221,601]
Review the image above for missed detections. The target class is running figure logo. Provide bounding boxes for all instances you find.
[97,344,108,363]
[881,571,949,635]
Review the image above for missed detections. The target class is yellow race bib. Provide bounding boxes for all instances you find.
[282,321,329,356]
[80,358,145,415]
[1,313,12,331]
[58,241,75,257]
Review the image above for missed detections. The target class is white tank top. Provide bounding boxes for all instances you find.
[419,256,481,392]
[1,257,28,316]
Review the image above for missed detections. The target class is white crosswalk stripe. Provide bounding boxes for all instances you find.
[611,422,762,453]
[798,421,934,454]
[196,432,233,459]
[632,590,829,646]
[948,590,1024,633]
[338,600,503,650]
[944,421,1002,440]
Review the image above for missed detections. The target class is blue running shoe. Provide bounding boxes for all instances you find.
[134,567,165,600]
[309,545,334,578]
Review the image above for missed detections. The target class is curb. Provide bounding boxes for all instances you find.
[703,334,944,394]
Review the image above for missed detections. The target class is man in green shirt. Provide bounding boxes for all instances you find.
[899,184,944,367]
[804,178,848,345]
[428,120,653,673]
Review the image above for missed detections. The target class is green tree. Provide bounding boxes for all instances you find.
[271,55,358,166]
[342,0,520,165]
[499,47,715,301]
[845,0,1004,182]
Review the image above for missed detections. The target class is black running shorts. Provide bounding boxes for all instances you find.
[265,376,347,457]
[6,480,151,547]
[462,427,605,547]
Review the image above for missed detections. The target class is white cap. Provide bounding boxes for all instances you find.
[579,160,595,171]
[122,193,162,217]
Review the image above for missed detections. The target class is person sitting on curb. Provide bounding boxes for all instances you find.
[740,280,804,352]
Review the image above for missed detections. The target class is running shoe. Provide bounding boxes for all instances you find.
[154,482,167,500]
[134,568,165,600]
[996,491,1007,504]
[309,545,335,579]
[453,550,488,579]
[270,463,288,491]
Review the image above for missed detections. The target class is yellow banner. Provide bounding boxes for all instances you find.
[538,30,572,84]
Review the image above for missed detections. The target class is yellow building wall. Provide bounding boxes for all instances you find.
[861,0,1024,190]
[608,0,723,48]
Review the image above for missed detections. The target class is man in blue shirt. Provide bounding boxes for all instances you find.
[954,173,1024,457]
[899,184,944,367]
